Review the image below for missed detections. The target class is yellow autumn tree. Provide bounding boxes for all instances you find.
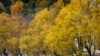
[0,13,11,52]
[44,0,82,56]
[19,8,54,56]
[0,13,26,53]
[89,0,100,50]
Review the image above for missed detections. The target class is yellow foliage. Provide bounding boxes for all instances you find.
[44,1,82,55]
[7,37,18,51]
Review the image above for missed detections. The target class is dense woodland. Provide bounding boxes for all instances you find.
[0,0,100,56]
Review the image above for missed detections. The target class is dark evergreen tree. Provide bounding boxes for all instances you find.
[63,0,71,6]
[0,0,11,14]
[47,0,58,8]
[21,0,29,3]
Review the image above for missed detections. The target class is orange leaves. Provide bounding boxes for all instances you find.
[11,1,24,15]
